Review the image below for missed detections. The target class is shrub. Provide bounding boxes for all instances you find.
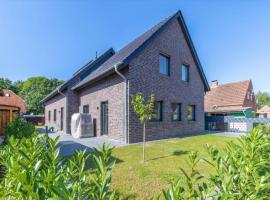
[4,117,36,141]
[154,126,270,200]
[0,134,118,199]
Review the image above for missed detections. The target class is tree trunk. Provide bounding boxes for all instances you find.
[142,122,146,163]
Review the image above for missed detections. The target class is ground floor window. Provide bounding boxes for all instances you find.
[54,109,57,121]
[83,105,89,114]
[152,101,163,121]
[48,110,51,121]
[171,103,181,121]
[188,105,196,121]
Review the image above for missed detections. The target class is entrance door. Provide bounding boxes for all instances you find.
[60,107,64,131]
[100,101,108,135]
[0,110,10,135]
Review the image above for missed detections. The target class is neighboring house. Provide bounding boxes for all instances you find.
[205,80,256,118]
[42,11,209,144]
[257,105,270,118]
[0,89,26,135]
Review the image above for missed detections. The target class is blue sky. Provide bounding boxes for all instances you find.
[1,0,270,92]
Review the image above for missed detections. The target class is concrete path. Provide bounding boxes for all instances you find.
[41,132,124,157]
[205,131,246,137]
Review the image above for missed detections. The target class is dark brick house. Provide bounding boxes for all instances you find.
[42,11,209,143]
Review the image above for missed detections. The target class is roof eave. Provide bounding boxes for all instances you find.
[72,63,128,91]
[177,12,210,91]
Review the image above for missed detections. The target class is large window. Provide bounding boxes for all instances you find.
[54,109,57,121]
[171,103,181,121]
[153,101,163,121]
[182,64,189,82]
[187,105,196,121]
[83,105,89,114]
[159,54,170,76]
[48,111,51,121]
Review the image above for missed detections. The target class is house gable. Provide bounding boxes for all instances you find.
[73,11,209,92]
[205,80,257,113]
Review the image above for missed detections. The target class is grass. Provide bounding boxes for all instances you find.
[107,134,237,199]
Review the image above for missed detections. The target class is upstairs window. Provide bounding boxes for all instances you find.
[54,109,57,121]
[182,64,189,82]
[187,105,196,121]
[171,103,181,121]
[159,53,170,76]
[152,101,163,121]
[83,105,90,114]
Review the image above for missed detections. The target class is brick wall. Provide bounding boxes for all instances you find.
[44,93,67,132]
[78,72,126,142]
[243,82,257,112]
[127,19,205,143]
[44,17,206,143]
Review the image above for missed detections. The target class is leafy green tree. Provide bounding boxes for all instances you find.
[0,78,15,92]
[12,80,24,94]
[19,77,64,114]
[256,91,270,109]
[131,92,155,163]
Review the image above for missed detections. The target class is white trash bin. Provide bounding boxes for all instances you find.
[71,113,93,138]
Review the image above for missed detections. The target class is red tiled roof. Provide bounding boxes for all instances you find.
[0,89,26,113]
[205,80,251,112]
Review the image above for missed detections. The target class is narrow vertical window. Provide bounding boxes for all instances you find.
[187,105,196,121]
[172,103,181,121]
[159,54,170,76]
[153,101,163,121]
[48,111,51,121]
[182,64,189,82]
[83,105,90,114]
[54,109,57,121]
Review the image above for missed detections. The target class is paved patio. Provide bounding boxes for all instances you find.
[41,132,124,157]
[38,130,244,157]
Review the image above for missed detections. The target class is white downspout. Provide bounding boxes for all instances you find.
[114,63,129,144]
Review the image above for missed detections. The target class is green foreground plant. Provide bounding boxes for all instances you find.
[154,125,270,200]
[1,123,270,199]
[4,117,36,142]
[0,134,118,200]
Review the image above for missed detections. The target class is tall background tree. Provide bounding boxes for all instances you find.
[0,76,64,114]
[19,77,64,114]
[0,78,17,93]
[256,91,270,109]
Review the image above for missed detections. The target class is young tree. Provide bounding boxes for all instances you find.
[131,92,155,163]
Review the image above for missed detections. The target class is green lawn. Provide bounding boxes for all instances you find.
[108,134,237,200]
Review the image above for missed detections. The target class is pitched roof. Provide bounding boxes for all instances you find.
[0,89,26,112]
[205,80,251,112]
[41,48,115,103]
[73,10,209,91]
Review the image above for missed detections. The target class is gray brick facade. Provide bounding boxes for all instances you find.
[43,11,208,144]
[44,93,67,132]
[127,19,205,143]
[78,73,126,142]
